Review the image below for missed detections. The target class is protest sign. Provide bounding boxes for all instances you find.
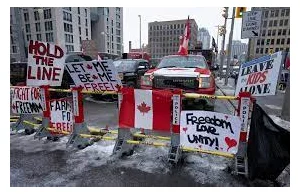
[50,98,73,133]
[27,40,65,86]
[11,86,46,114]
[180,111,242,154]
[65,60,122,92]
[235,51,283,97]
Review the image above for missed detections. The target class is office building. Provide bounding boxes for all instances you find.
[227,40,248,59]
[197,28,211,49]
[148,19,198,60]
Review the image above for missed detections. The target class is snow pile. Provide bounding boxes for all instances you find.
[269,115,290,131]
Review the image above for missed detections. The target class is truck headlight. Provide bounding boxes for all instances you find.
[198,77,211,88]
[141,75,153,86]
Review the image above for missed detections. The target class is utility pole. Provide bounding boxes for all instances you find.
[218,7,229,78]
[281,51,290,121]
[138,15,142,50]
[225,7,236,86]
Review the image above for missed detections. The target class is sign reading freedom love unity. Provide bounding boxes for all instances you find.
[180,111,242,154]
[27,40,65,86]
[65,60,122,92]
[11,86,46,114]
[50,98,73,133]
[235,51,283,97]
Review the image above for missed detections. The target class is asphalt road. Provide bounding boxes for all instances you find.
[10,92,281,187]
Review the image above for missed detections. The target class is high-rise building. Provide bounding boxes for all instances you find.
[226,40,248,59]
[10,7,91,61]
[197,28,211,49]
[90,7,123,58]
[248,7,290,59]
[148,19,198,60]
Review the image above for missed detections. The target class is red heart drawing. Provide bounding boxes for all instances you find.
[86,64,93,69]
[198,145,202,149]
[182,127,188,133]
[225,137,237,151]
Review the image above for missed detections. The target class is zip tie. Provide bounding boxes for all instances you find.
[133,133,171,141]
[126,140,170,147]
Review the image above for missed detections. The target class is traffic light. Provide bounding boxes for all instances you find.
[222,7,229,18]
[236,7,246,18]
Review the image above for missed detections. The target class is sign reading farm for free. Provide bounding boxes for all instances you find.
[50,98,73,133]
[235,51,283,97]
[180,111,242,154]
[27,40,65,86]
[65,60,122,92]
[11,86,46,114]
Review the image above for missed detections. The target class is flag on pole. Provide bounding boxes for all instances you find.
[97,54,102,61]
[119,87,173,131]
[178,16,191,55]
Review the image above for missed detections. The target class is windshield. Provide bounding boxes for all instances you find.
[113,60,137,72]
[157,56,208,69]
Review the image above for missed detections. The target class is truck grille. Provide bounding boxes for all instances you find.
[153,76,198,90]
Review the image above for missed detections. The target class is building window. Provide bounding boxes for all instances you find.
[275,10,279,17]
[256,48,259,54]
[63,23,73,33]
[85,19,88,27]
[281,38,285,45]
[260,48,263,54]
[12,45,17,53]
[46,32,54,42]
[44,9,52,19]
[269,20,273,27]
[11,36,14,44]
[263,21,267,28]
[270,10,275,17]
[66,45,74,53]
[86,28,88,36]
[35,23,41,32]
[262,30,266,36]
[24,12,29,22]
[36,34,42,41]
[273,20,277,27]
[85,9,87,17]
[25,24,30,33]
[278,29,282,36]
[78,7,80,14]
[284,19,288,26]
[272,29,276,36]
[78,16,81,25]
[256,39,260,45]
[268,30,271,36]
[45,21,53,31]
[116,22,121,28]
[286,9,290,16]
[116,14,120,21]
[276,39,280,44]
[275,48,279,52]
[266,39,270,45]
[261,39,265,45]
[26,34,31,41]
[287,38,290,44]
[281,9,285,17]
[117,36,121,43]
[271,39,274,45]
[279,20,283,26]
[34,11,40,21]
[63,7,71,11]
[65,34,74,43]
[264,10,269,18]
[63,11,72,22]
[265,48,269,54]
[282,29,287,35]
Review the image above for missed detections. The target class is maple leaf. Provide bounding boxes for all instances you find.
[92,75,98,80]
[137,102,151,115]
[86,64,93,69]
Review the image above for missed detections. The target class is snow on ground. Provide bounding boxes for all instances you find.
[269,115,290,131]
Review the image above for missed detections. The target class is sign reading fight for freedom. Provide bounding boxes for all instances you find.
[180,111,242,154]
[11,86,46,114]
[235,51,283,97]
[27,40,65,86]
[50,99,73,133]
[65,60,122,92]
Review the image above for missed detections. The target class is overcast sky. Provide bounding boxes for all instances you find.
[123,7,250,53]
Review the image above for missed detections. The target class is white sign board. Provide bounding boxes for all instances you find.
[235,51,283,97]
[65,60,122,92]
[27,40,66,86]
[239,97,251,130]
[172,94,180,125]
[11,86,46,114]
[180,111,242,154]
[241,10,262,39]
[50,98,73,133]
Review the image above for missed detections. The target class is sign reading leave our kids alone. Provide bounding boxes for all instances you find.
[27,40,66,86]
[235,51,283,97]
[180,111,242,154]
[65,60,122,92]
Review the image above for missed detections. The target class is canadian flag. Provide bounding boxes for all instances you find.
[178,16,191,55]
[119,87,173,131]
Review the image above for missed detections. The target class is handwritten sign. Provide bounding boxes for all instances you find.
[11,86,46,114]
[235,51,283,97]
[65,60,122,92]
[27,40,65,86]
[50,98,73,133]
[180,111,242,154]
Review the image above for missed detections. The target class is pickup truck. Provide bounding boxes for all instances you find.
[140,55,217,110]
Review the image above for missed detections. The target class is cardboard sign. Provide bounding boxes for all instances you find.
[180,111,242,154]
[27,40,65,86]
[241,10,262,39]
[235,51,283,97]
[50,98,73,133]
[11,86,46,114]
[65,60,122,92]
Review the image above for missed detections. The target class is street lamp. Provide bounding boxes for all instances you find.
[101,31,111,59]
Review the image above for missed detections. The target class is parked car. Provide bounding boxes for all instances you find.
[113,59,151,88]
[140,55,216,110]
